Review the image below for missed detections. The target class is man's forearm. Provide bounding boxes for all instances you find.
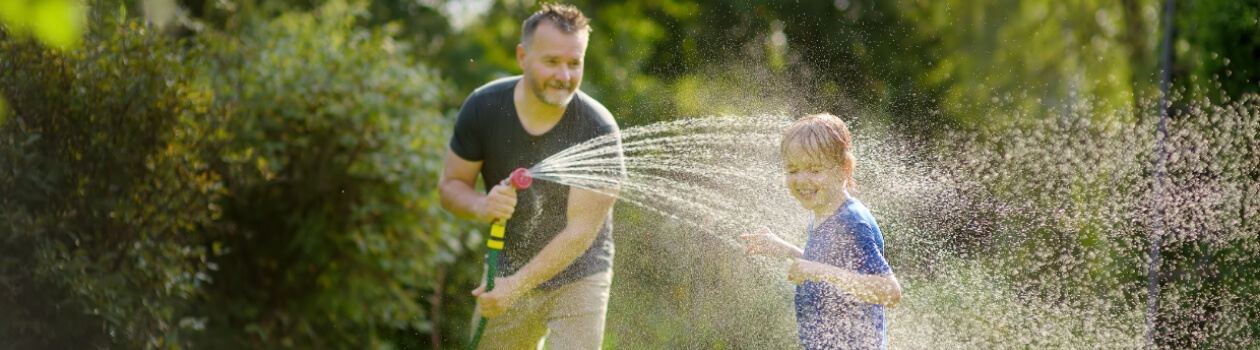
[508,185,618,292]
[508,224,599,290]
[439,179,485,221]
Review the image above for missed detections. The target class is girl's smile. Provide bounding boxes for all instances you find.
[783,146,848,218]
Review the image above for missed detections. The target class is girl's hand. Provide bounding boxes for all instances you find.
[788,259,826,285]
[740,226,803,259]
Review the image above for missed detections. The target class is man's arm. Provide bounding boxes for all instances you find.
[438,148,516,222]
[511,185,618,288]
[474,185,619,317]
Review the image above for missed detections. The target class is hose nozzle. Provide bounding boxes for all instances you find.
[508,168,533,190]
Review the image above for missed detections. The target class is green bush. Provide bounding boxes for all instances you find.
[192,2,474,348]
[0,9,226,350]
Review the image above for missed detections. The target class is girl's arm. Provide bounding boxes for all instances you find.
[740,227,804,259]
[789,259,903,308]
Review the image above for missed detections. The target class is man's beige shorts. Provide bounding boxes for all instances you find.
[472,270,613,350]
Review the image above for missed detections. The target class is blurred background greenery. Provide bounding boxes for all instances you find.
[1,0,1257,349]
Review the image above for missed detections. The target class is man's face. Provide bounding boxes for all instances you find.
[519,22,588,107]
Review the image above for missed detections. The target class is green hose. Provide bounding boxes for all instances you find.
[468,169,531,350]
[468,219,506,350]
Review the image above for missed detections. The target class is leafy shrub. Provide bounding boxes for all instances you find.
[0,9,226,350]
[192,2,474,348]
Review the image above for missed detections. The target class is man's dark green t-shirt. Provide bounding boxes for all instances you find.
[449,76,622,290]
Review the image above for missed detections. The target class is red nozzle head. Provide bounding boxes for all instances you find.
[510,168,533,189]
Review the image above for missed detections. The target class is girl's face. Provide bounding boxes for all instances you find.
[782,146,848,217]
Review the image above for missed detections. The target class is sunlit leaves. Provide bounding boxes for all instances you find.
[0,0,86,48]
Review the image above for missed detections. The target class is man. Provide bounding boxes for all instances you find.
[438,4,623,350]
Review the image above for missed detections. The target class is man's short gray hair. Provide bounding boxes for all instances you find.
[521,3,591,48]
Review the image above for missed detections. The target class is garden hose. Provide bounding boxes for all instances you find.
[468,168,533,350]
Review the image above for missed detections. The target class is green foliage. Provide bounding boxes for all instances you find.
[890,0,1149,126]
[0,8,225,349]
[1176,0,1260,103]
[0,0,89,132]
[427,0,1161,131]
[0,95,8,125]
[190,2,470,348]
[0,0,86,47]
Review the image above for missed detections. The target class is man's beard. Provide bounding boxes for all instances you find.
[526,73,576,107]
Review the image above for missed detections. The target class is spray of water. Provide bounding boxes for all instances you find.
[526,115,800,253]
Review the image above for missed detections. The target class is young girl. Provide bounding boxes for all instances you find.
[741,113,902,350]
